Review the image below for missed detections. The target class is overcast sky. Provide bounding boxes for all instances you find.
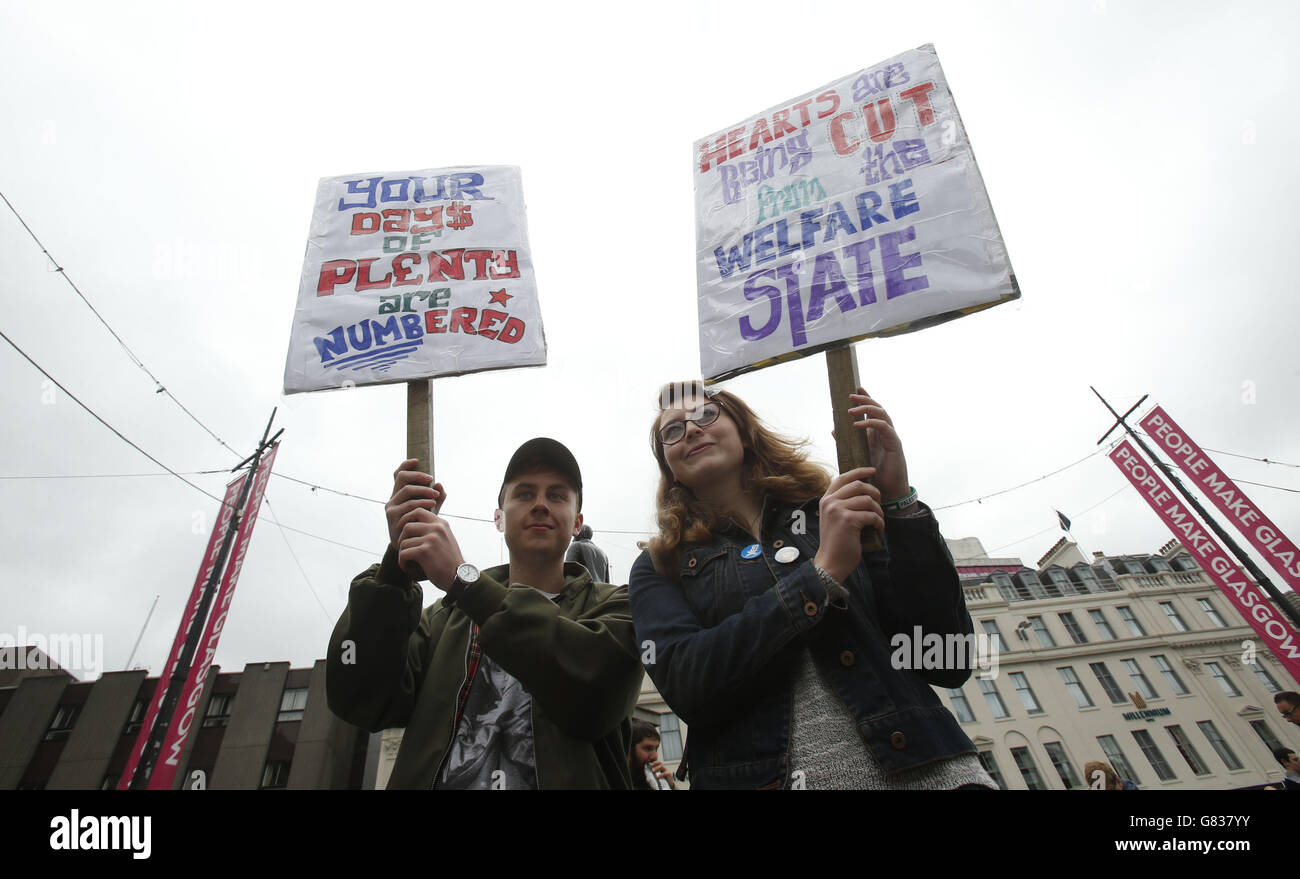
[2,0,1296,681]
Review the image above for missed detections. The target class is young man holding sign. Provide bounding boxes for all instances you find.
[326,438,643,789]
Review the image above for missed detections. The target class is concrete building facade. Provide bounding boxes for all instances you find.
[940,537,1300,790]
[0,658,368,790]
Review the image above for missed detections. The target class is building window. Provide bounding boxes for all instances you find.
[658,714,683,762]
[1071,566,1101,594]
[1165,725,1210,775]
[1197,598,1228,628]
[1159,601,1190,632]
[203,693,233,728]
[1249,719,1284,755]
[1151,655,1190,696]
[1044,741,1081,789]
[977,751,1005,789]
[991,571,1019,602]
[947,688,976,723]
[1196,720,1243,771]
[1117,606,1146,637]
[1009,672,1043,714]
[261,760,290,789]
[979,678,1011,719]
[278,687,308,722]
[1042,569,1075,598]
[1058,612,1088,644]
[1016,571,1047,600]
[1028,616,1056,648]
[1204,661,1241,697]
[1097,734,1140,784]
[1087,609,1117,641]
[43,703,81,742]
[1148,556,1172,573]
[1094,565,1120,592]
[1090,662,1127,704]
[1010,747,1048,790]
[980,620,1008,653]
[1131,729,1177,781]
[1059,666,1094,708]
[1121,659,1158,701]
[1251,662,1281,693]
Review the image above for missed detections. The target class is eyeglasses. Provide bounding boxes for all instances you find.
[1282,703,1299,719]
[658,401,723,445]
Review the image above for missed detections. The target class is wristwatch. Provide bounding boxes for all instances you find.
[448,562,479,604]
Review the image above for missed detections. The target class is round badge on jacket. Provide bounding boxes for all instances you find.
[740,544,762,559]
[774,546,800,564]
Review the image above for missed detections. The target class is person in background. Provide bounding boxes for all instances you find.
[629,719,677,789]
[1271,747,1300,789]
[566,523,612,583]
[1083,760,1137,790]
[630,381,992,790]
[1275,691,1300,728]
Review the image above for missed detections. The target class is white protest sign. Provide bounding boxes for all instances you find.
[283,166,545,393]
[694,44,1017,382]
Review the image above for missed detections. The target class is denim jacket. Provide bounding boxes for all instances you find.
[628,497,977,790]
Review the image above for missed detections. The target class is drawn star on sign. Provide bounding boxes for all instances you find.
[488,289,512,306]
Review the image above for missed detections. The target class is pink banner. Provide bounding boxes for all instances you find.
[1141,405,1300,592]
[1110,440,1300,682]
[150,444,279,789]
[118,474,247,790]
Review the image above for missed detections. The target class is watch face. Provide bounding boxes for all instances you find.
[456,563,479,583]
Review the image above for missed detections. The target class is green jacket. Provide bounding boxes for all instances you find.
[327,549,643,789]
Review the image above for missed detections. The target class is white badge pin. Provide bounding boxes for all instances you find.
[774,546,800,564]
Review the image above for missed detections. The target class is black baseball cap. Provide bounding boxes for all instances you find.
[498,437,583,510]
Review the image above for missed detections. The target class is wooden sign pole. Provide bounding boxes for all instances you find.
[825,345,882,552]
[407,379,434,480]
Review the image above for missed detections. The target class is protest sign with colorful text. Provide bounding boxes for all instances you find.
[693,44,1017,382]
[284,166,545,393]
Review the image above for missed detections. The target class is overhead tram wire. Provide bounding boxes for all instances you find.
[930,444,1113,512]
[1,189,246,462]
[1199,447,1298,469]
[988,483,1130,556]
[0,325,231,509]
[0,470,230,480]
[3,436,1294,533]
[263,496,337,627]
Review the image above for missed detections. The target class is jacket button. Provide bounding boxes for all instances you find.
[773,539,784,548]
[840,650,855,667]
[803,601,818,617]
[688,558,697,568]
[890,731,907,750]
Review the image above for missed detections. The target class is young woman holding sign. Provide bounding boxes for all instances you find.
[628,381,996,790]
